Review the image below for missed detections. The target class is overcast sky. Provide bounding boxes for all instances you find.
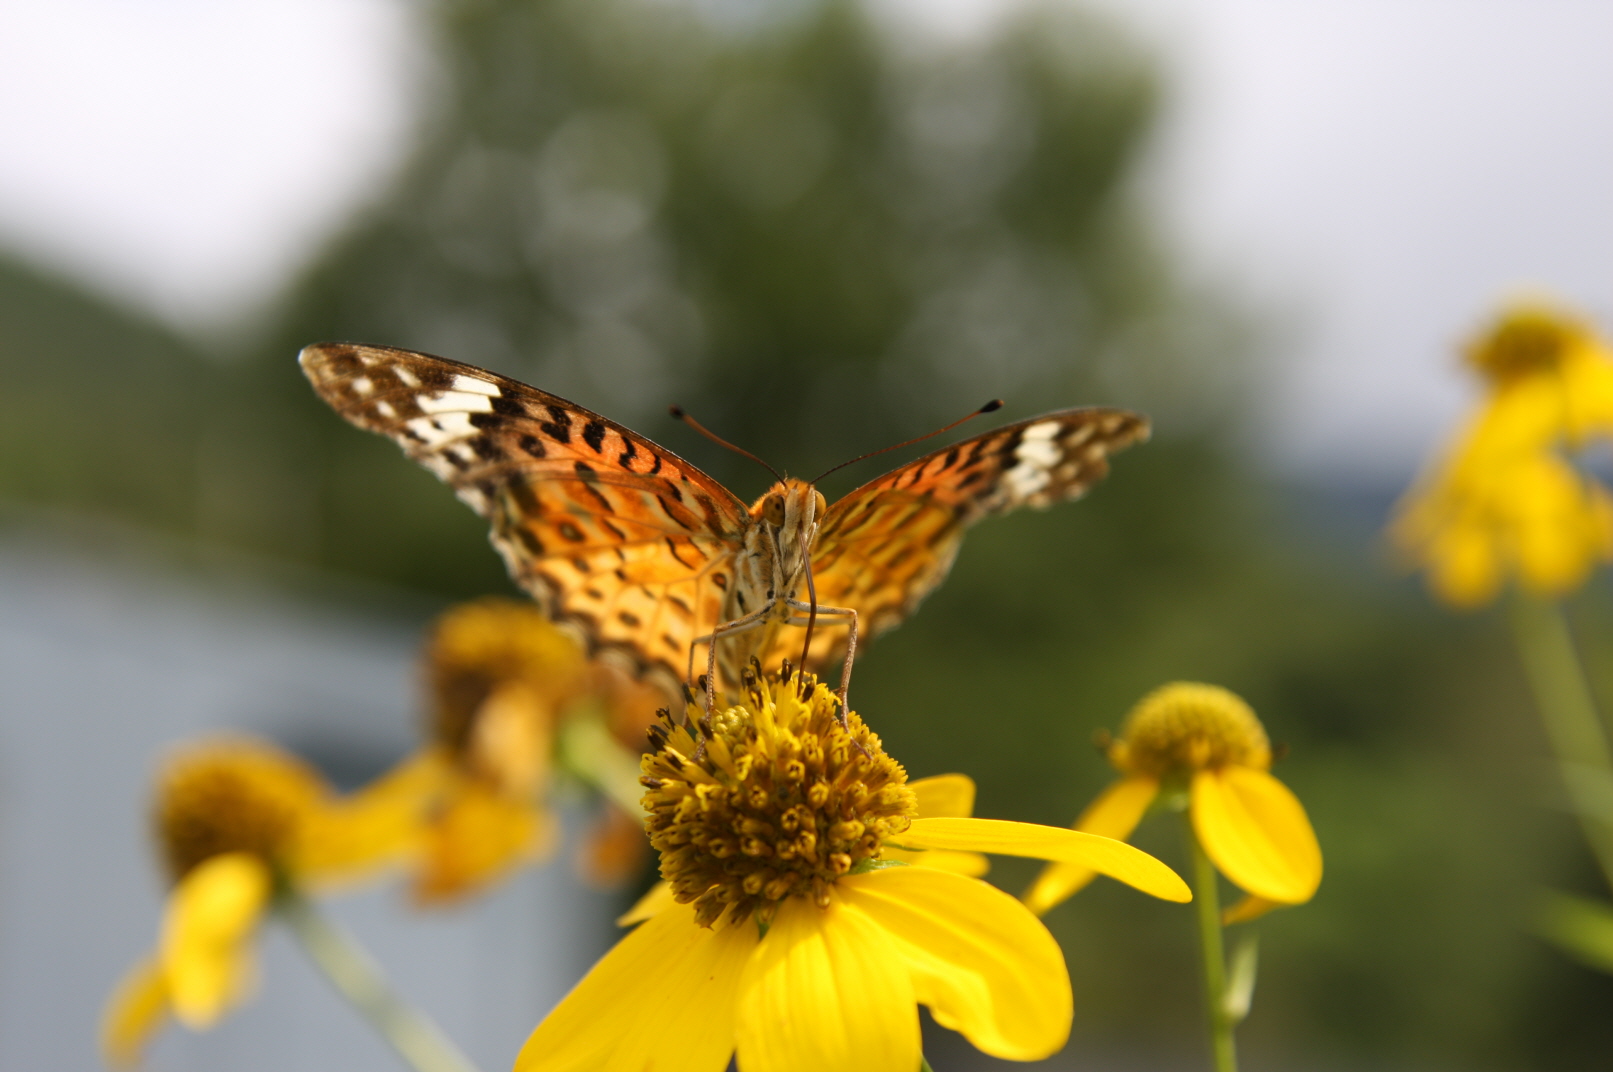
[2,0,1610,481]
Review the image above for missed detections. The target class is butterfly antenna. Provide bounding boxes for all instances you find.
[669,406,784,482]
[812,399,1004,483]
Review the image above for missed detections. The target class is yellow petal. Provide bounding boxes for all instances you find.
[100,957,171,1068]
[882,845,991,876]
[297,751,447,889]
[1191,767,1322,904]
[515,901,755,1072]
[909,774,976,818]
[160,852,270,1029]
[576,804,650,890]
[616,880,677,927]
[903,817,1190,903]
[1222,894,1279,925]
[1022,775,1158,915]
[735,894,919,1072]
[413,781,556,905]
[843,867,1071,1061]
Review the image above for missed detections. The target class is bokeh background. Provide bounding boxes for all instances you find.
[4,0,1613,1069]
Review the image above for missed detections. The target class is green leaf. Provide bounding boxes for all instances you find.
[1222,933,1259,1025]
[1534,889,1613,975]
[848,858,911,876]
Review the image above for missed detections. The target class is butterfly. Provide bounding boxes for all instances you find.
[300,342,1149,705]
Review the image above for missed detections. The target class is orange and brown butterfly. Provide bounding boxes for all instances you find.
[299,342,1149,703]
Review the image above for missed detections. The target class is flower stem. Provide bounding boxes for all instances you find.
[557,707,647,817]
[1185,816,1238,1072]
[920,1057,936,1072]
[276,889,483,1072]
[1509,594,1613,890]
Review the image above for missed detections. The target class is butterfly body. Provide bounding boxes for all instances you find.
[300,342,1149,700]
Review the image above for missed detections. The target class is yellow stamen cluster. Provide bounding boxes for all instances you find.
[1465,307,1583,382]
[155,741,325,881]
[640,663,917,927]
[1108,682,1270,778]
[426,597,584,755]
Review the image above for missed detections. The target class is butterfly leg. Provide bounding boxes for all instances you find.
[783,602,858,714]
[689,603,776,715]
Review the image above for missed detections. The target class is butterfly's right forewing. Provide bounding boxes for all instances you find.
[777,407,1150,670]
[300,342,751,691]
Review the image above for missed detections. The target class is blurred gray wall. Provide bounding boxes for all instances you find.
[0,519,614,1072]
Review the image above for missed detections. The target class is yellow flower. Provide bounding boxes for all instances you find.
[1024,683,1321,924]
[1392,304,1613,607]
[101,738,409,1067]
[614,771,990,926]
[356,598,662,903]
[517,666,1191,1072]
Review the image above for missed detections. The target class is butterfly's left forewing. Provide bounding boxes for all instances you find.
[300,342,751,692]
[774,407,1149,667]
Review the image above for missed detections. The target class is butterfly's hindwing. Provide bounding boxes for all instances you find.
[300,342,751,689]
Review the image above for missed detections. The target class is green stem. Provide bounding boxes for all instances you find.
[1186,816,1238,1072]
[1509,594,1613,890]
[920,1057,936,1072]
[557,708,647,816]
[277,889,483,1072]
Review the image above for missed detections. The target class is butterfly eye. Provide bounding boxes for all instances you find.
[813,490,827,519]
[763,494,787,527]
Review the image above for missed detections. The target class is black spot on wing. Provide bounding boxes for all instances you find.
[514,527,546,557]
[519,435,546,459]
[540,405,572,443]
[582,419,607,453]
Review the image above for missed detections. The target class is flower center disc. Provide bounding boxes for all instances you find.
[1467,309,1581,381]
[641,664,916,926]
[156,744,322,880]
[1111,682,1270,778]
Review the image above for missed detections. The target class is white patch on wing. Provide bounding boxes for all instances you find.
[452,375,501,397]
[1003,462,1051,499]
[1002,421,1063,499]
[417,390,495,415]
[406,411,479,446]
[351,376,374,396]
[375,400,397,418]
[393,366,421,388]
[1015,431,1062,469]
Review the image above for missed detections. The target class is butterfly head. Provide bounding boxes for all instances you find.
[754,478,827,578]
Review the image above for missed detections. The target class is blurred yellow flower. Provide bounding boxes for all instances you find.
[517,666,1190,1072]
[357,598,663,904]
[101,739,411,1067]
[1392,304,1613,608]
[1024,683,1321,924]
